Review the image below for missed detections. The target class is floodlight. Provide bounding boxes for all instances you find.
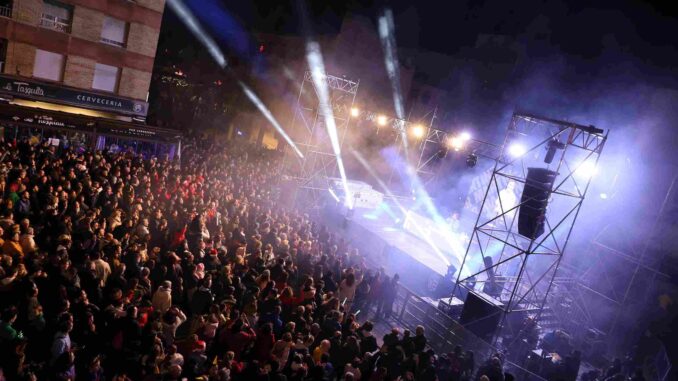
[575,161,598,179]
[448,136,464,151]
[411,125,425,138]
[466,153,478,167]
[508,143,527,158]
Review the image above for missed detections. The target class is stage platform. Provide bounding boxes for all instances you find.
[333,200,470,295]
[353,210,456,276]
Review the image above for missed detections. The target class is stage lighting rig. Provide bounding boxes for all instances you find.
[466,153,478,167]
[544,139,566,164]
[583,124,604,135]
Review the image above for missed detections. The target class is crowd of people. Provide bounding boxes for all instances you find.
[0,133,654,381]
[0,135,472,381]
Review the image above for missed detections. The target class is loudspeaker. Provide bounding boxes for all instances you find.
[459,290,504,342]
[518,168,558,239]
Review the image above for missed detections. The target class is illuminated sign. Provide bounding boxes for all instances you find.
[0,74,148,116]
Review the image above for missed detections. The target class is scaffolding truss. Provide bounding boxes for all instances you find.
[453,111,608,340]
[550,174,676,353]
[283,71,359,211]
[414,119,503,187]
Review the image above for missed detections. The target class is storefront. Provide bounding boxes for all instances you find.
[0,74,181,159]
[0,103,181,159]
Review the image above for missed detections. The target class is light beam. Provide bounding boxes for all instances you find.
[306,41,353,208]
[351,149,452,267]
[378,9,409,156]
[166,0,303,158]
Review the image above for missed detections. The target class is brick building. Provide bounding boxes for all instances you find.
[0,0,180,158]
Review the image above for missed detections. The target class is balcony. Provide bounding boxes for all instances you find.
[40,14,71,33]
[100,37,125,48]
[0,4,12,18]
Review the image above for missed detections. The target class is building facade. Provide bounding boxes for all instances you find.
[0,0,179,158]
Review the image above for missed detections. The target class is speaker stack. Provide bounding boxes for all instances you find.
[518,168,558,239]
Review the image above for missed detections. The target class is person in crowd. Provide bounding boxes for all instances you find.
[477,356,505,381]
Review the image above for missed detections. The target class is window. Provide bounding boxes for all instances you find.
[33,49,65,81]
[101,16,127,48]
[0,0,12,19]
[40,0,72,33]
[92,63,120,92]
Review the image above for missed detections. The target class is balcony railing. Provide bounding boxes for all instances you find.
[100,37,125,48]
[40,14,71,33]
[0,5,12,18]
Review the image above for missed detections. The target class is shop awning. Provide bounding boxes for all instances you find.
[0,102,181,143]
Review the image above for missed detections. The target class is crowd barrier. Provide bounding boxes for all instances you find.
[388,283,549,380]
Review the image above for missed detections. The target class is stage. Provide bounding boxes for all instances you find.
[330,198,472,295]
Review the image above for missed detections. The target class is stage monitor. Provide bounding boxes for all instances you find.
[459,290,504,342]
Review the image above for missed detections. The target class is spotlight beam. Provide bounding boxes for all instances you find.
[306,41,353,208]
[378,9,409,157]
[166,0,226,69]
[166,0,303,158]
[385,150,466,264]
[328,188,340,202]
[238,81,304,158]
[351,149,450,266]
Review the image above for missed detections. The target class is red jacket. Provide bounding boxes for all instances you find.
[253,331,275,362]
[219,328,256,360]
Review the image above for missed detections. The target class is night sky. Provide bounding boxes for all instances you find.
[395,0,677,63]
[171,0,678,80]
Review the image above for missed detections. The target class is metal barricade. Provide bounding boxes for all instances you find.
[390,283,549,380]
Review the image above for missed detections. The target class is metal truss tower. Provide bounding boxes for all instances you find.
[453,111,608,341]
[284,71,359,211]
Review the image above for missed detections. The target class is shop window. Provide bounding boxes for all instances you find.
[101,16,128,48]
[92,63,120,92]
[33,49,65,81]
[40,0,73,33]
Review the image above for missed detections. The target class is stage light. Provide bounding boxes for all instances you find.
[460,131,472,141]
[466,153,478,167]
[411,124,425,138]
[377,115,388,126]
[448,136,464,151]
[508,143,527,158]
[600,193,608,199]
[544,139,565,164]
[350,107,360,117]
[575,160,598,179]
